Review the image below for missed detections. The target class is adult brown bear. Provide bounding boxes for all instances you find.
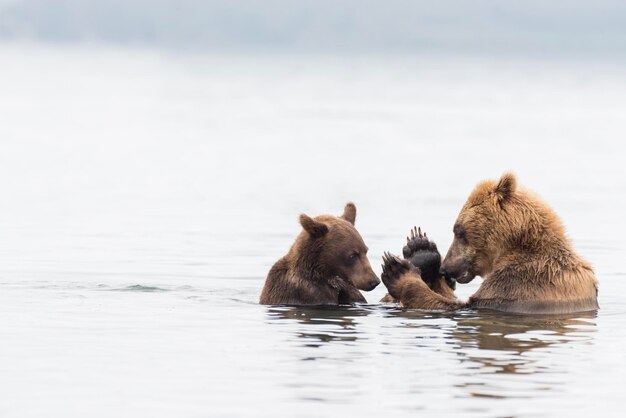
[260,203,380,305]
[380,173,599,314]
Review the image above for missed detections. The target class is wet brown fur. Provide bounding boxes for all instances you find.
[380,276,454,303]
[390,173,599,314]
[259,203,380,305]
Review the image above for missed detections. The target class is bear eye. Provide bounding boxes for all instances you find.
[454,224,467,241]
[348,251,360,260]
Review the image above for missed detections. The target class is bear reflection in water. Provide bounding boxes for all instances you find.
[450,311,597,375]
[386,309,597,351]
[266,306,597,374]
[266,306,372,346]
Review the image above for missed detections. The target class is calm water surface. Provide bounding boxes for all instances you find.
[0,44,625,417]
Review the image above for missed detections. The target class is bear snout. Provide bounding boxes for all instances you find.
[355,271,380,291]
[455,270,475,284]
[367,277,381,291]
[440,258,474,284]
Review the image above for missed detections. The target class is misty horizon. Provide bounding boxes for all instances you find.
[1,0,626,57]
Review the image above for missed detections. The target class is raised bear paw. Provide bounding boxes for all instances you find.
[402,227,441,287]
[381,251,419,300]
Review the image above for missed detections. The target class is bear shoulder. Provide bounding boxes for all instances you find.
[470,256,599,314]
[260,256,342,305]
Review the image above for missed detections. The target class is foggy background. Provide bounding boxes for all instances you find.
[1,0,626,57]
[1,0,625,293]
[1,2,625,293]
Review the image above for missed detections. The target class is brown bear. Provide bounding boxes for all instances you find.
[381,173,599,314]
[259,203,380,305]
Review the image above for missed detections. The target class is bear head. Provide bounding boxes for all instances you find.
[296,202,380,291]
[440,172,549,284]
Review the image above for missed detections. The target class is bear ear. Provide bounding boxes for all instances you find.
[495,172,517,203]
[299,214,329,238]
[341,202,357,225]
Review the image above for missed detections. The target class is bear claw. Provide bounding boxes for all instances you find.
[381,251,420,298]
[408,226,426,241]
[402,226,442,286]
[382,251,416,279]
[403,226,437,258]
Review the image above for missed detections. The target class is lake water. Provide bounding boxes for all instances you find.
[1,43,625,417]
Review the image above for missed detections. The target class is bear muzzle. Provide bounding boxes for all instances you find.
[358,274,380,291]
[455,270,476,284]
[367,277,381,291]
[440,261,475,284]
[351,260,381,291]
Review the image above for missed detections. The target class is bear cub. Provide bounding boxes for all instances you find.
[259,203,380,305]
